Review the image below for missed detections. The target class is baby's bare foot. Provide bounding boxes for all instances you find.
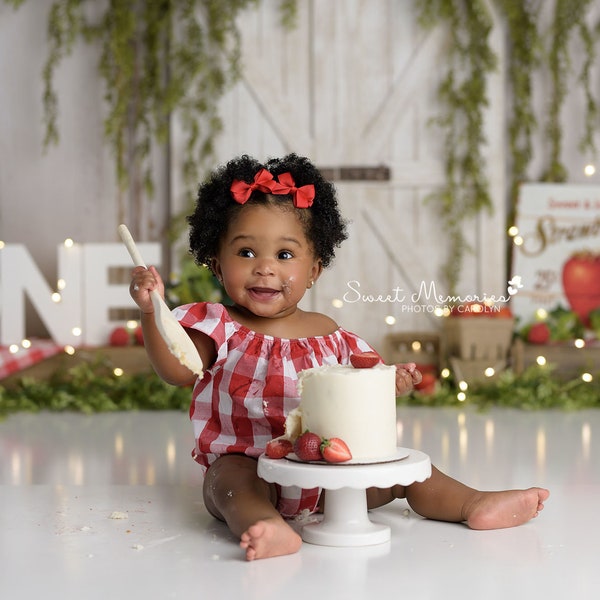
[464,487,550,530]
[239,517,302,561]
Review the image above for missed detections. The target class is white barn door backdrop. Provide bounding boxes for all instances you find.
[194,0,509,350]
[3,1,597,351]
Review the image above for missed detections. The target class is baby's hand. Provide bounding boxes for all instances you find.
[395,362,422,396]
[130,265,164,314]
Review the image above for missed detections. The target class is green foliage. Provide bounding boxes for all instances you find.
[542,0,597,183]
[165,258,226,307]
[399,364,600,411]
[4,0,299,202]
[0,355,190,418]
[495,0,541,227]
[418,0,497,293]
[419,1,600,290]
[517,305,585,342]
[34,0,259,198]
[590,308,600,339]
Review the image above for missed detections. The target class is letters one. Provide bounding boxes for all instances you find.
[0,243,161,346]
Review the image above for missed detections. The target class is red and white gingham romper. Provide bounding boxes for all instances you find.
[173,301,377,518]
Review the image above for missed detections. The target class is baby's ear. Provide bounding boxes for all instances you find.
[210,258,223,283]
[310,258,324,283]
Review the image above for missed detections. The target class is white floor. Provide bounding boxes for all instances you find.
[1,406,598,600]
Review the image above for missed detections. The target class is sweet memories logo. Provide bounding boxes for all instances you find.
[341,276,523,313]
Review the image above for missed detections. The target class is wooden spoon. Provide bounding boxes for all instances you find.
[118,224,204,378]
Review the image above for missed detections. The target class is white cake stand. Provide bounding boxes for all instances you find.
[257,447,431,547]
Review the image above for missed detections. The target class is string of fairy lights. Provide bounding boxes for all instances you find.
[1,159,598,393]
[1,237,142,379]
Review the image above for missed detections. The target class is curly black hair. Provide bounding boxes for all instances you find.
[187,153,348,269]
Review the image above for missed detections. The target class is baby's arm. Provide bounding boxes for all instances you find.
[395,362,422,396]
[130,265,215,385]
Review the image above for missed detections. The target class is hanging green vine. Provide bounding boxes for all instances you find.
[575,6,600,159]
[47,1,257,199]
[495,0,541,229]
[2,0,262,237]
[418,0,497,294]
[3,0,299,237]
[419,0,600,290]
[542,0,595,182]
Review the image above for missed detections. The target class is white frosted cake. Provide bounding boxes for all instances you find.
[287,363,398,462]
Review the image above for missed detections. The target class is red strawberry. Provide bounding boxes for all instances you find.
[265,438,293,459]
[320,437,352,463]
[350,351,380,369]
[527,322,551,345]
[562,252,600,326]
[415,372,437,394]
[293,431,323,461]
[109,326,130,346]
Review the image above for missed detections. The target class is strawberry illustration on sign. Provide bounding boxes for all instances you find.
[562,251,600,326]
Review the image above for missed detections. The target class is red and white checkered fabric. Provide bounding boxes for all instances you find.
[173,302,377,516]
[0,339,63,380]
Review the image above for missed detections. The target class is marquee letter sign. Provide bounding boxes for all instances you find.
[0,242,161,346]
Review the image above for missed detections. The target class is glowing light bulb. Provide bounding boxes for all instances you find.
[458,380,468,391]
[484,367,495,377]
[64,238,74,248]
[21,339,31,349]
[513,235,524,246]
[113,368,124,377]
[582,372,593,383]
[536,355,547,366]
[64,345,75,355]
[57,279,66,291]
[9,344,19,354]
[440,368,450,378]
[385,315,396,325]
[574,338,585,349]
[457,392,466,402]
[584,164,596,176]
[331,298,344,308]
[51,292,62,303]
[507,225,519,237]
[71,327,82,337]
[411,341,422,352]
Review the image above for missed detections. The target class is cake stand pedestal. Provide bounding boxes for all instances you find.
[258,448,431,547]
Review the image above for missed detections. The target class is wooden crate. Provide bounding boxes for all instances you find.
[383,332,442,369]
[444,317,515,361]
[512,338,600,379]
[449,356,509,384]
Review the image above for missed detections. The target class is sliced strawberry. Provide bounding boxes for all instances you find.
[293,431,323,461]
[349,351,380,369]
[265,438,293,459]
[320,437,352,463]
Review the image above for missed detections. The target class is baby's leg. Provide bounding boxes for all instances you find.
[203,454,302,560]
[402,466,549,529]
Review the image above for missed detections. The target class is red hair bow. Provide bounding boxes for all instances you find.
[230,168,277,204]
[272,172,315,208]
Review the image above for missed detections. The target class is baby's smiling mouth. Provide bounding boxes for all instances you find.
[248,286,281,300]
